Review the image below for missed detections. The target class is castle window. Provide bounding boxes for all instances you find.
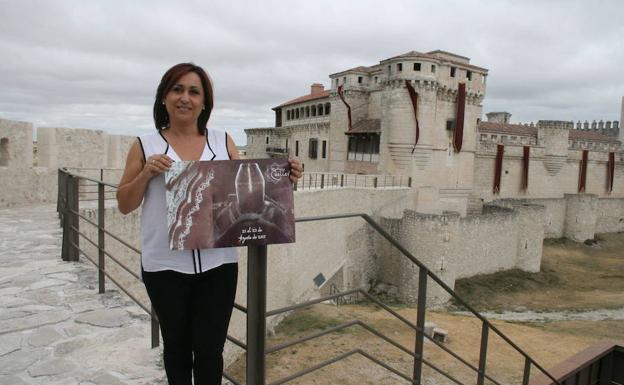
[414,63,421,71]
[491,134,497,140]
[312,105,317,116]
[467,70,472,80]
[343,77,347,84]
[325,103,331,115]
[480,134,487,141]
[295,109,300,119]
[296,140,299,156]
[335,79,339,87]
[450,67,456,77]
[431,64,436,73]
[318,104,324,116]
[265,136,269,144]
[306,106,310,117]
[286,110,290,120]
[358,76,363,84]
[285,139,288,150]
[347,134,380,163]
[446,120,455,131]
[374,76,378,83]
[387,65,391,76]
[309,138,318,159]
[322,140,327,158]
[397,63,403,72]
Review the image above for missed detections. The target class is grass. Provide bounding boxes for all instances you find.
[275,307,348,336]
[452,233,624,311]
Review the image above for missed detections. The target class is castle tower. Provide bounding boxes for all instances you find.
[620,96,624,143]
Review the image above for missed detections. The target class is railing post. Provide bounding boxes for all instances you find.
[61,174,79,262]
[413,268,427,383]
[477,322,489,385]
[247,245,267,385]
[340,174,344,187]
[98,183,105,294]
[151,307,160,348]
[320,174,325,189]
[522,357,531,385]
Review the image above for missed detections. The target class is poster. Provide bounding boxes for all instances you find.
[165,159,295,250]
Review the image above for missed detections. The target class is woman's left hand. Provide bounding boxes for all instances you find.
[289,158,303,183]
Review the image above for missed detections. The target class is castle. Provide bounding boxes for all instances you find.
[245,50,624,216]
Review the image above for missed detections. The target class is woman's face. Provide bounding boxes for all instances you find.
[163,71,205,127]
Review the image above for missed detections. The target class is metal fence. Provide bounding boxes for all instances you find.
[294,172,411,190]
[58,167,562,385]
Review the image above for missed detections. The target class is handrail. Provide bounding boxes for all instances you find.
[57,168,241,382]
[58,167,561,385]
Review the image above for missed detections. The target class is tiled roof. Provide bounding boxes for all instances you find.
[330,65,375,77]
[569,130,619,143]
[345,119,381,134]
[478,121,619,143]
[274,91,330,109]
[478,122,537,136]
[384,50,488,72]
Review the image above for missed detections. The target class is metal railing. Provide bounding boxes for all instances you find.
[529,341,623,385]
[294,172,411,190]
[58,167,560,385]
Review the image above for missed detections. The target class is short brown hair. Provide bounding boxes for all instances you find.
[153,63,214,134]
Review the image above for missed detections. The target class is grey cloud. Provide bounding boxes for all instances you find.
[1,0,623,145]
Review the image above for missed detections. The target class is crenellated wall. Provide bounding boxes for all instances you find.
[0,118,135,207]
[377,200,544,305]
[474,121,624,202]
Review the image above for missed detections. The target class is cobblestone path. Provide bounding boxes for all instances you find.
[0,205,165,385]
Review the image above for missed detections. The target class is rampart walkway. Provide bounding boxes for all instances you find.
[0,205,164,385]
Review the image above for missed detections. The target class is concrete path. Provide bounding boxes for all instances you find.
[0,205,165,385]
[453,307,624,322]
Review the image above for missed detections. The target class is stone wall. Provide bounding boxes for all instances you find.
[377,200,545,305]
[0,119,135,207]
[474,142,624,201]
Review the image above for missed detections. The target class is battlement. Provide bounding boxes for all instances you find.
[537,120,574,130]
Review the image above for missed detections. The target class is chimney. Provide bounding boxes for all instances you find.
[311,83,324,96]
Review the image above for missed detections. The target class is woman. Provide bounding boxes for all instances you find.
[116,63,302,385]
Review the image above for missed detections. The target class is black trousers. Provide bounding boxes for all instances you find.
[143,263,238,385]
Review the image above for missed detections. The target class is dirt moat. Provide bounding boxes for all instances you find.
[226,233,624,384]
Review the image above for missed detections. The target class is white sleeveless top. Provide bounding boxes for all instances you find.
[137,129,239,274]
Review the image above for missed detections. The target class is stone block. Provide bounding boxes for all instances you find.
[433,327,448,343]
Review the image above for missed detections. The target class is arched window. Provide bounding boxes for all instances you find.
[295,109,300,119]
[0,138,9,166]
[311,105,316,117]
[318,104,323,116]
[286,110,291,120]
[325,103,331,115]
[305,106,310,117]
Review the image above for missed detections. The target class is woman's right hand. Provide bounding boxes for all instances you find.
[142,154,174,178]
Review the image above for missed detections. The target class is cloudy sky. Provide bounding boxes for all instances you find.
[1,0,623,144]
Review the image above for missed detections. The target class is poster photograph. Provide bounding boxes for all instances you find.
[165,159,295,250]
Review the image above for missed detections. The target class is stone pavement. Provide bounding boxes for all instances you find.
[0,205,165,385]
